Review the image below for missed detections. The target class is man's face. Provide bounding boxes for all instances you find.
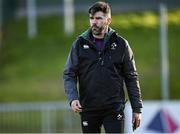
[89,11,111,36]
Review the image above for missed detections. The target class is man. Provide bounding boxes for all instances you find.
[63,1,143,133]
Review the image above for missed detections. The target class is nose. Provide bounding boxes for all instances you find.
[93,21,99,27]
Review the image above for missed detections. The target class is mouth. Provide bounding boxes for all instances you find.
[92,25,99,31]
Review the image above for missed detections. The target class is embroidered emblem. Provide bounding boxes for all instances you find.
[83,44,89,49]
[83,121,88,126]
[111,43,117,50]
[117,114,123,120]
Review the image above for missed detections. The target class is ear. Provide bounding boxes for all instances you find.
[107,17,112,25]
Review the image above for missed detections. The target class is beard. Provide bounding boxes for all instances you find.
[91,25,106,36]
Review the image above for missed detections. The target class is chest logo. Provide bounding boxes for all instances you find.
[111,43,117,50]
[83,44,89,49]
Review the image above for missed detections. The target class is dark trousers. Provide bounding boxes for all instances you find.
[80,107,124,133]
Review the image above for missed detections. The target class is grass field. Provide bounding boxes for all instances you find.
[0,10,180,102]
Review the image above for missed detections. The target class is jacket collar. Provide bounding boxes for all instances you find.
[79,27,115,45]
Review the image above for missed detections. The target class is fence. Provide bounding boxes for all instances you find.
[0,101,81,133]
[1,101,180,133]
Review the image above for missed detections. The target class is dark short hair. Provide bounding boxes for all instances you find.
[88,1,111,17]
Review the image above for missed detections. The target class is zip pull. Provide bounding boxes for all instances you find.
[101,60,104,66]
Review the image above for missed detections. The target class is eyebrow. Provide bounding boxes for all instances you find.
[89,16,105,19]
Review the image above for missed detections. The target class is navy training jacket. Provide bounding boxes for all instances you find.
[63,27,143,112]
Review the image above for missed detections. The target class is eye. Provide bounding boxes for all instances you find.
[89,17,94,20]
[96,17,103,20]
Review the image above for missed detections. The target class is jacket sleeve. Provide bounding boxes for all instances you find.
[122,39,143,113]
[63,39,79,105]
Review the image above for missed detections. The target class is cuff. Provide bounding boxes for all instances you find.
[133,108,142,113]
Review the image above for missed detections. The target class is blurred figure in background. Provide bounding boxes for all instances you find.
[0,0,17,48]
[63,1,143,133]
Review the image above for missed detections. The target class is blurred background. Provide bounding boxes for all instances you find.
[0,0,180,133]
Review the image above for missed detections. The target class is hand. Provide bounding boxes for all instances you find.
[71,100,82,113]
[132,112,141,131]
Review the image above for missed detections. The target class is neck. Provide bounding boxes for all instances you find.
[93,34,104,39]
